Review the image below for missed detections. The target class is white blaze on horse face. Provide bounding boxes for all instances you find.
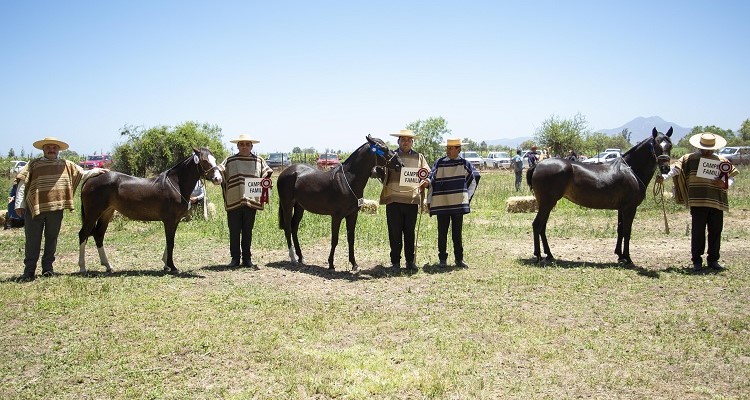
[207,154,223,184]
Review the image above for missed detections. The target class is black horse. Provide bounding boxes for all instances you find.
[277,135,403,271]
[78,148,223,273]
[526,127,673,264]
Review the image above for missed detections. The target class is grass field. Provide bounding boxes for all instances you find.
[1,167,749,399]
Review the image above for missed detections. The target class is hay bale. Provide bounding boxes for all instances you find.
[360,199,379,214]
[206,202,217,219]
[506,196,537,213]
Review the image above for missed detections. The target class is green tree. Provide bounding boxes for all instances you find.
[113,121,228,176]
[534,113,588,157]
[59,149,81,161]
[678,125,734,148]
[292,146,302,154]
[519,139,536,150]
[584,132,610,156]
[406,116,451,165]
[463,138,478,151]
[620,128,632,144]
[7,148,15,158]
[739,118,750,142]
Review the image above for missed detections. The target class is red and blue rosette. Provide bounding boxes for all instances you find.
[260,177,272,204]
[718,161,732,189]
[417,167,429,180]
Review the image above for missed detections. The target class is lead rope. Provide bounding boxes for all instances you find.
[652,173,670,234]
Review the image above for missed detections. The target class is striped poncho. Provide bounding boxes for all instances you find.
[378,150,430,205]
[427,156,481,216]
[16,157,84,218]
[674,152,739,212]
[219,153,272,211]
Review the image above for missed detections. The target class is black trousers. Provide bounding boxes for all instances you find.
[386,203,418,264]
[690,206,723,263]
[227,207,257,262]
[437,213,464,262]
[514,171,523,191]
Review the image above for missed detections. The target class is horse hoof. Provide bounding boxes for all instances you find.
[545,255,555,261]
[328,265,335,270]
[351,264,359,272]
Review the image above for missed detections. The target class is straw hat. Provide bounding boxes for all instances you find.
[33,137,69,150]
[229,134,260,144]
[689,132,726,150]
[440,138,468,146]
[390,129,416,138]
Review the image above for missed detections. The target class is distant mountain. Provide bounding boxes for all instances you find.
[596,116,691,141]
[481,116,691,149]
[483,136,532,148]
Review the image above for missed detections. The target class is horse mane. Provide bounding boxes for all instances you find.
[621,135,654,158]
[341,142,370,166]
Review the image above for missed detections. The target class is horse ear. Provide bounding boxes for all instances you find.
[666,127,673,137]
[652,127,658,138]
[366,134,374,143]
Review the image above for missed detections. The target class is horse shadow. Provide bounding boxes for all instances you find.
[264,261,373,281]
[422,263,467,274]
[519,257,724,278]
[2,268,204,283]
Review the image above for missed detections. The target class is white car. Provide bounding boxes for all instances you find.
[484,151,511,169]
[582,151,621,164]
[9,160,27,176]
[459,151,485,170]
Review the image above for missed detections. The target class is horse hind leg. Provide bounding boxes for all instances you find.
[93,210,115,272]
[532,203,556,262]
[345,213,359,271]
[291,204,305,264]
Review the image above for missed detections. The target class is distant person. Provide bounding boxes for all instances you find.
[656,132,739,271]
[5,178,25,229]
[567,151,578,162]
[511,149,524,191]
[218,134,273,268]
[427,138,481,268]
[377,129,430,271]
[527,146,539,167]
[15,137,107,280]
[184,180,207,221]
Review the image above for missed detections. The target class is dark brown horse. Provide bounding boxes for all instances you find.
[277,135,403,271]
[77,148,223,273]
[527,127,673,264]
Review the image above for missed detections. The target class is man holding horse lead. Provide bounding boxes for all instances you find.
[14,137,107,280]
[427,138,481,269]
[376,129,430,272]
[218,134,273,268]
[656,132,739,271]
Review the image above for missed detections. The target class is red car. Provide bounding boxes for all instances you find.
[81,154,113,169]
[316,153,340,169]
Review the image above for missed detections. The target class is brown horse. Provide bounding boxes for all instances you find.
[527,127,673,265]
[277,135,403,271]
[77,148,222,273]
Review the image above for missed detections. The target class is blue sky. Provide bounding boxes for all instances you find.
[1,0,748,157]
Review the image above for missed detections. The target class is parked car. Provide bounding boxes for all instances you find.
[81,154,113,169]
[484,151,511,169]
[581,151,621,164]
[459,151,484,170]
[316,153,340,169]
[717,146,750,166]
[267,152,291,169]
[9,160,27,176]
[604,148,622,153]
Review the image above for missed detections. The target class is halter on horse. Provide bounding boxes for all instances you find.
[277,135,403,271]
[526,127,673,265]
[78,148,222,273]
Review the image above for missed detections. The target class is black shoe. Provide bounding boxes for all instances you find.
[456,260,469,268]
[438,259,447,267]
[17,273,35,282]
[390,262,401,271]
[708,261,725,271]
[242,259,258,269]
[227,258,240,267]
[692,261,702,270]
[41,270,55,277]
[405,262,418,271]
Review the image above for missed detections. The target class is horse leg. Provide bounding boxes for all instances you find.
[328,216,344,270]
[291,204,305,264]
[619,208,637,265]
[93,210,115,272]
[162,220,179,273]
[345,213,359,271]
[532,203,555,262]
[78,216,98,273]
[280,204,297,264]
[614,210,624,260]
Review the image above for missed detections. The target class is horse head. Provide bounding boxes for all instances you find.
[651,127,673,174]
[194,147,223,185]
[366,134,403,171]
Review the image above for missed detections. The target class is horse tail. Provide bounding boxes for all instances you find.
[526,165,536,191]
